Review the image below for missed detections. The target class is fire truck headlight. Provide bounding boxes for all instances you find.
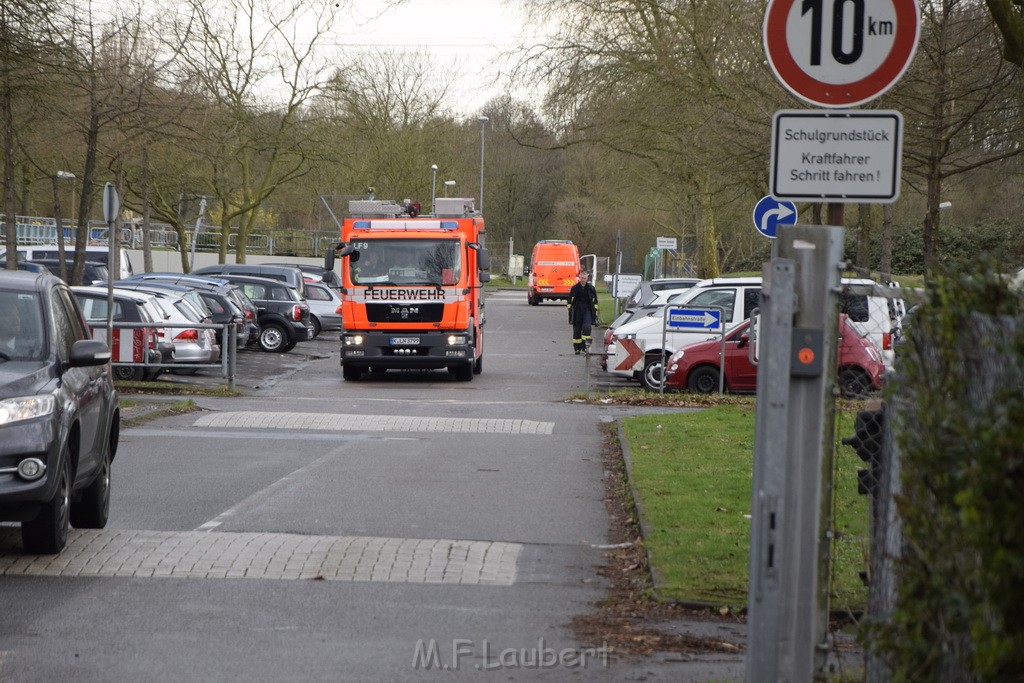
[447,335,467,346]
[344,335,364,346]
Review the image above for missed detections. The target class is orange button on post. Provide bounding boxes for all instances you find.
[798,347,815,365]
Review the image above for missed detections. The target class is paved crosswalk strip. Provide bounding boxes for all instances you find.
[0,529,521,585]
[193,411,555,435]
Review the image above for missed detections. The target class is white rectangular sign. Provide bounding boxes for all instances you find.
[613,274,642,298]
[770,110,903,203]
[656,237,677,250]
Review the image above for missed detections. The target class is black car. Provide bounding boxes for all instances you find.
[202,274,313,353]
[265,262,341,290]
[0,270,120,554]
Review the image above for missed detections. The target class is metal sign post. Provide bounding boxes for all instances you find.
[745,225,844,681]
[102,183,120,350]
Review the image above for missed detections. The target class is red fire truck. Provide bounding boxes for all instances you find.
[325,198,491,381]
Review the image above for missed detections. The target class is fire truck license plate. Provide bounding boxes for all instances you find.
[391,337,420,345]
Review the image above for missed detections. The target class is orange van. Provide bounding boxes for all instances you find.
[527,240,580,305]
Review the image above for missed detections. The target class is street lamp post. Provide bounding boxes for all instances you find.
[431,164,438,215]
[444,180,456,198]
[477,116,489,214]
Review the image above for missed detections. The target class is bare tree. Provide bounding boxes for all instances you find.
[519,0,777,277]
[887,0,1024,274]
[165,0,341,263]
[1,0,56,270]
[321,48,456,202]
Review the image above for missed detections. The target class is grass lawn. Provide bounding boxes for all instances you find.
[622,403,869,611]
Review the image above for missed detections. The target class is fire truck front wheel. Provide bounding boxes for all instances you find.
[451,363,473,382]
[342,365,362,381]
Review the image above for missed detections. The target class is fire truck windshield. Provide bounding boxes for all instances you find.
[350,238,462,286]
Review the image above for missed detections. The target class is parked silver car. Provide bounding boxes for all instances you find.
[304,281,342,338]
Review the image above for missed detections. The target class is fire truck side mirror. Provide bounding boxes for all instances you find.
[479,271,491,283]
[477,248,490,271]
[325,243,355,272]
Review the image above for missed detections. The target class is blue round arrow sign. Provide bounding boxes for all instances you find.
[753,195,798,239]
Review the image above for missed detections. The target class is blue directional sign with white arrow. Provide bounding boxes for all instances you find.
[753,195,798,239]
[667,307,723,331]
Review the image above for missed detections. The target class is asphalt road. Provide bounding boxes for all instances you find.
[0,289,745,681]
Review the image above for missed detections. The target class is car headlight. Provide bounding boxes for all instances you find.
[344,335,364,346]
[447,335,468,346]
[0,395,55,426]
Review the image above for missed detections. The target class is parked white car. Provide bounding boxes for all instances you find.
[606,276,903,390]
[607,277,763,390]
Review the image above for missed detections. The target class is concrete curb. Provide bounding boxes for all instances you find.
[616,419,667,594]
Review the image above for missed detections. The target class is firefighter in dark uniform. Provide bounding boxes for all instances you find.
[567,271,599,354]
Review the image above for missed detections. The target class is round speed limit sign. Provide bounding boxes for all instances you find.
[764,0,920,108]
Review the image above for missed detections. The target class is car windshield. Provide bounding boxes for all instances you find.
[0,289,47,362]
[349,238,461,286]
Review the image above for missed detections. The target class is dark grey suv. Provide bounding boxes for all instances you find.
[0,270,120,554]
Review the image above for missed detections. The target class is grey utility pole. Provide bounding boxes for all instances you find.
[746,224,844,681]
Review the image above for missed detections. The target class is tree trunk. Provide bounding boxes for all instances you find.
[697,176,720,279]
[856,204,873,268]
[73,111,101,285]
[880,204,893,277]
[2,81,17,270]
[51,175,68,281]
[141,145,153,273]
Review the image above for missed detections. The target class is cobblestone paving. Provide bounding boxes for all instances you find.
[193,411,556,435]
[0,529,521,585]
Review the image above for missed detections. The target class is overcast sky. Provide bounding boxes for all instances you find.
[329,0,540,114]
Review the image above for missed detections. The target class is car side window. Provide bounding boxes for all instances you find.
[689,288,736,321]
[307,286,329,301]
[51,287,87,361]
[743,288,760,320]
[840,293,869,322]
[270,286,292,301]
[201,293,226,314]
[242,284,266,300]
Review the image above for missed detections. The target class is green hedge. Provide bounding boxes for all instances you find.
[730,220,1024,276]
[875,260,1024,678]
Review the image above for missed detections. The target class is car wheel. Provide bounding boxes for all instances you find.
[473,354,483,375]
[453,363,473,382]
[342,365,362,381]
[310,316,322,339]
[70,440,111,530]
[113,365,144,381]
[22,451,72,554]
[258,323,287,352]
[839,366,871,399]
[639,354,666,391]
[687,365,721,394]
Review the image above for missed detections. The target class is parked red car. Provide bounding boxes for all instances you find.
[663,315,885,398]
